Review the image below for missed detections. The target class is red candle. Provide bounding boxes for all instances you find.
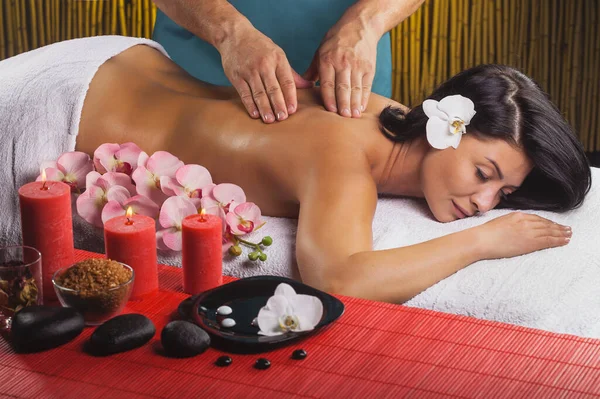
[104,208,158,298]
[182,211,223,294]
[18,177,74,303]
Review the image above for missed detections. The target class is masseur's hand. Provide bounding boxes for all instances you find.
[474,212,572,260]
[218,26,313,123]
[304,20,379,118]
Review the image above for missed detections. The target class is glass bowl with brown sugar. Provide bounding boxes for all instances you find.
[52,258,134,325]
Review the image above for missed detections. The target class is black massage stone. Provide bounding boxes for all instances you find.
[254,358,271,370]
[89,313,155,356]
[161,320,210,358]
[215,355,233,367]
[10,305,85,353]
[291,349,307,360]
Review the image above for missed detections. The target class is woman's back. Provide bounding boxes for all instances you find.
[77,44,398,217]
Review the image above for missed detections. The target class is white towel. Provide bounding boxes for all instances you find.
[0,36,168,247]
[384,168,600,339]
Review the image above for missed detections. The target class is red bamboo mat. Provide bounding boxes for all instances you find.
[1,250,600,398]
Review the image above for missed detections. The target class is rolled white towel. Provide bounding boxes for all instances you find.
[0,36,168,248]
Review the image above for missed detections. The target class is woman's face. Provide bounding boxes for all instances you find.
[420,134,533,222]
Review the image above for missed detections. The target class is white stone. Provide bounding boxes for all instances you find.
[217,306,233,315]
[221,318,236,328]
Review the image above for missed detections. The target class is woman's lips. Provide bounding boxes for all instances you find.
[452,201,468,219]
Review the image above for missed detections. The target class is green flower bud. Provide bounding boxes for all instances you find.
[259,253,267,261]
[261,236,273,246]
[228,245,242,256]
[248,252,259,261]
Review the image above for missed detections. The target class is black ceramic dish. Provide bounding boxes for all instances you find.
[179,276,344,353]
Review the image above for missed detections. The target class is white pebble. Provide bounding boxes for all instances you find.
[221,318,236,328]
[217,306,233,316]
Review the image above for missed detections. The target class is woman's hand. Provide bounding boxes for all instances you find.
[474,212,572,260]
[303,21,379,118]
[218,26,313,124]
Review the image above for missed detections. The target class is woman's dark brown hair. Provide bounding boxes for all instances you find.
[379,64,592,212]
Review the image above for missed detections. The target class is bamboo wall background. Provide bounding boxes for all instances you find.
[0,0,598,151]
[392,0,600,152]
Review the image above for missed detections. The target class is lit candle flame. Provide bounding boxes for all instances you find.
[41,168,48,190]
[199,208,206,221]
[126,206,134,224]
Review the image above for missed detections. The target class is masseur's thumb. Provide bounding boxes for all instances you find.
[293,69,314,89]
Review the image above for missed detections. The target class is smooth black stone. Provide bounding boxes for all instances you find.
[10,305,84,353]
[161,320,210,358]
[292,349,307,360]
[215,355,233,367]
[254,358,271,370]
[89,314,155,356]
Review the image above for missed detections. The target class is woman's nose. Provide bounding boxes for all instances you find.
[471,188,498,214]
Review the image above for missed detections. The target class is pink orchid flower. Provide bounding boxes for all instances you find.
[202,183,216,198]
[161,164,213,208]
[93,142,142,175]
[101,194,159,225]
[36,152,93,192]
[76,172,136,228]
[156,196,197,251]
[132,151,184,206]
[226,202,266,235]
[201,183,246,220]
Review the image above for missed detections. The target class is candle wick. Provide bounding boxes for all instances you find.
[200,214,206,222]
[41,181,48,191]
[126,217,133,226]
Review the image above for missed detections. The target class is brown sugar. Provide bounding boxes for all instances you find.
[54,258,133,323]
[55,258,132,297]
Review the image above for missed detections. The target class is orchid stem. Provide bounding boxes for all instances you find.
[235,237,264,255]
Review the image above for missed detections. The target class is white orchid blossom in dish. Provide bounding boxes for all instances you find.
[423,94,476,150]
[257,283,323,337]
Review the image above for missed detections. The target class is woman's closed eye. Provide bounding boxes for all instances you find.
[476,167,489,182]
[476,167,509,200]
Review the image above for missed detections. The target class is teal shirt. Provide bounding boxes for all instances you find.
[152,1,392,98]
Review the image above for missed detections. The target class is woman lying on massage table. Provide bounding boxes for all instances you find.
[75,42,591,303]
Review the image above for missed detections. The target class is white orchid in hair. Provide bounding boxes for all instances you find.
[423,94,476,150]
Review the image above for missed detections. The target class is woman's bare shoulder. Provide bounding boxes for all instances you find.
[296,88,409,116]
[365,92,410,115]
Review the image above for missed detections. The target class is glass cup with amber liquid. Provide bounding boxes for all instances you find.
[0,245,42,330]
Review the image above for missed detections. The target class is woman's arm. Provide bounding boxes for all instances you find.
[295,150,483,303]
[297,156,571,303]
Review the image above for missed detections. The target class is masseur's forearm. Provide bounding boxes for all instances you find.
[342,0,426,37]
[332,227,484,304]
[152,0,253,49]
